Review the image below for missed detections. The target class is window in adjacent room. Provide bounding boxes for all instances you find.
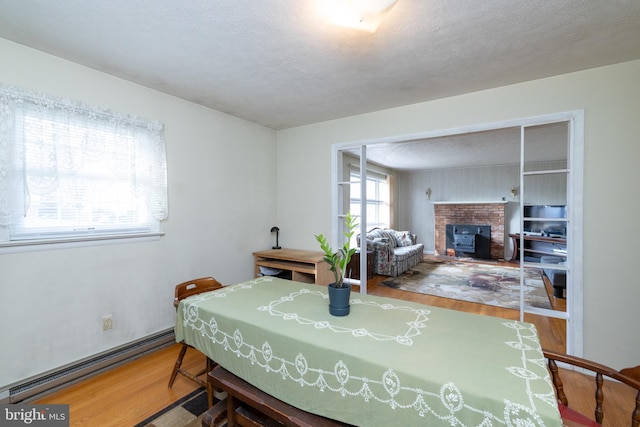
[349,168,390,234]
[0,84,168,247]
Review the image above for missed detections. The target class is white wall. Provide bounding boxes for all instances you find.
[276,60,640,369]
[0,39,277,388]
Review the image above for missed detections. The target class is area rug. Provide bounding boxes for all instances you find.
[381,260,551,310]
[134,388,217,427]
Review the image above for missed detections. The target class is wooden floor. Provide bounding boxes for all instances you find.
[34,277,634,427]
[35,344,205,426]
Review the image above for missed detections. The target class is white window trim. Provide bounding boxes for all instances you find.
[0,232,165,254]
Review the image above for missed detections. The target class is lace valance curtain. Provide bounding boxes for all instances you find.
[0,84,168,227]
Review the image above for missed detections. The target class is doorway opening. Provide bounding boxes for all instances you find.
[332,111,584,355]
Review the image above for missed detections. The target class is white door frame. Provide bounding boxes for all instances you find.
[331,110,584,356]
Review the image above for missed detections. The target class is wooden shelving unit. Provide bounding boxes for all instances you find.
[509,233,567,262]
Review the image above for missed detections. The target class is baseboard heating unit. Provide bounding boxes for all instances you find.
[2,328,175,404]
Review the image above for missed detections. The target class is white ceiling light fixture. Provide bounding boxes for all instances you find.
[323,0,399,32]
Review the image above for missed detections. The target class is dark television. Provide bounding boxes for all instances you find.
[523,205,567,237]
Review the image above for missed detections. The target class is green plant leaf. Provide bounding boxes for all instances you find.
[315,212,359,287]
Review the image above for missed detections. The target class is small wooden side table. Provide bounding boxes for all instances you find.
[346,250,374,280]
[253,248,333,285]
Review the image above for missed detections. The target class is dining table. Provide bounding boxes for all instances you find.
[175,276,562,426]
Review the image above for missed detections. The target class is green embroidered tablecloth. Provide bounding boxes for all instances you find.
[175,277,562,426]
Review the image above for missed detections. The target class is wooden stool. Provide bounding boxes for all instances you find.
[202,366,353,427]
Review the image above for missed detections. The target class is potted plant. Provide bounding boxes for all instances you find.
[315,212,358,316]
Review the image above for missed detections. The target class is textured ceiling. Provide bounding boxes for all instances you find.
[351,122,569,170]
[1,0,639,132]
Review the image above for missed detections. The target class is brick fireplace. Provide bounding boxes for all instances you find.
[434,202,506,260]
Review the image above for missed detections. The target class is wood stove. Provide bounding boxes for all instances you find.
[446,224,491,259]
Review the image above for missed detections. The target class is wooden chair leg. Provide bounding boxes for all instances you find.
[206,357,214,407]
[169,343,221,411]
[168,343,189,388]
[202,399,228,427]
[632,390,640,427]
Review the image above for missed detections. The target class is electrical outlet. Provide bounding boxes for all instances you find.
[102,314,113,332]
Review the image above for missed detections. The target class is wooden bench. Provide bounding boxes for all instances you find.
[202,366,354,427]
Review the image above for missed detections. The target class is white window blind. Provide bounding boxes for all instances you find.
[0,84,168,244]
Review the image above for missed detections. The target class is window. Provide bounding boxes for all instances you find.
[0,84,168,247]
[349,168,390,233]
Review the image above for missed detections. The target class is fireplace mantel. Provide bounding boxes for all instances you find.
[432,201,508,205]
